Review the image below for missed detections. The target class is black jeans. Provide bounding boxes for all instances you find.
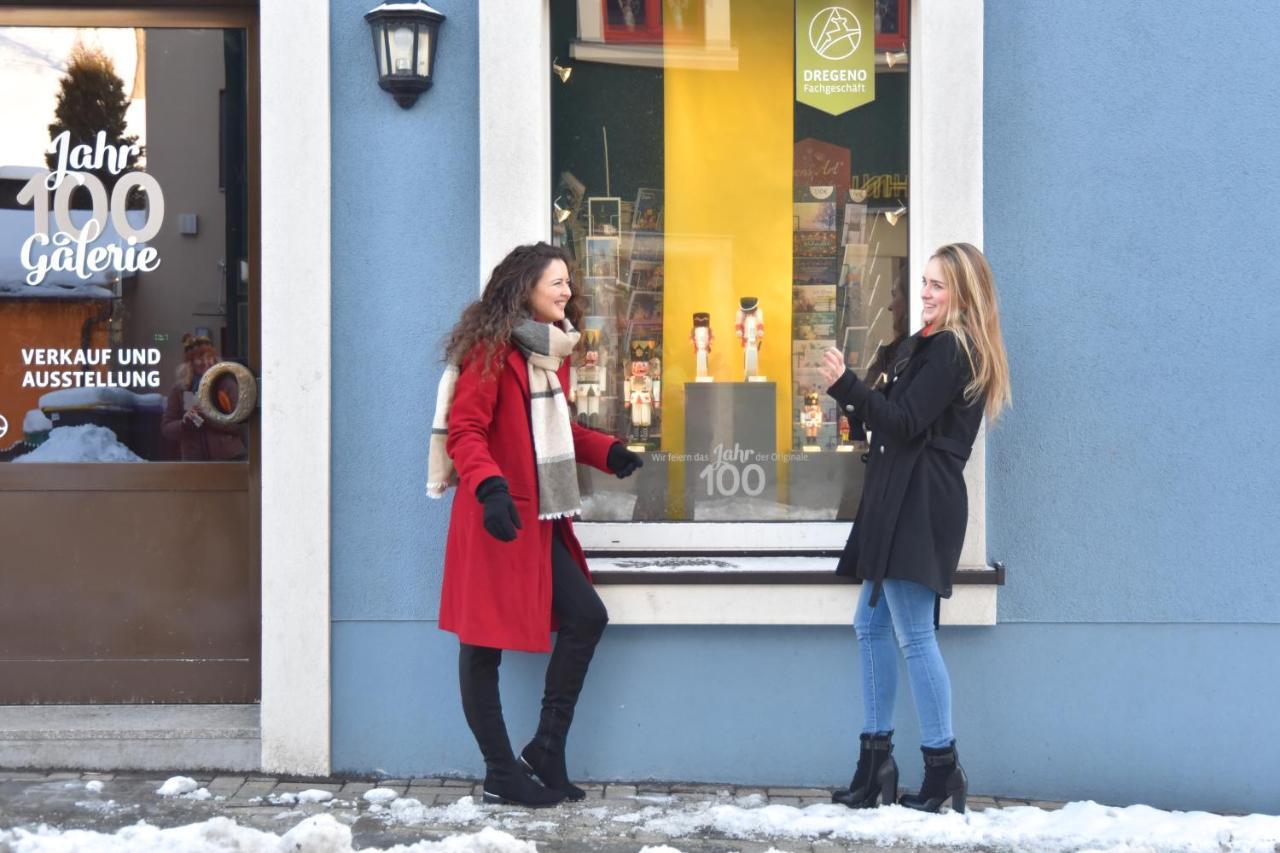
[459,531,609,768]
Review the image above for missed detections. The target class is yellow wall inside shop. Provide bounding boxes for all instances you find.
[662,2,793,515]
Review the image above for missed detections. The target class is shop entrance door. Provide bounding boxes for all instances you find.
[0,7,261,703]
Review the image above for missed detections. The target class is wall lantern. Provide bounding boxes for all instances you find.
[365,1,446,109]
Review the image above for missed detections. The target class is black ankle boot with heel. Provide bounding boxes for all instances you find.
[832,731,898,808]
[898,742,967,814]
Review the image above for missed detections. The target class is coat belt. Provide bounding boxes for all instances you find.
[927,435,971,461]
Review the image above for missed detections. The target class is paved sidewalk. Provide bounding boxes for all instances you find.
[0,769,1066,852]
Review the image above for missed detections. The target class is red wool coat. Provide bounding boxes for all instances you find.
[439,345,616,652]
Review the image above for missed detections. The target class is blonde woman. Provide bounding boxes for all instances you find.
[820,243,1011,814]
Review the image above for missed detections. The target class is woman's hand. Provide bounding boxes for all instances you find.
[476,477,522,542]
[820,347,847,387]
[607,443,644,479]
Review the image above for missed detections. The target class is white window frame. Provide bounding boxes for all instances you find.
[479,1,991,621]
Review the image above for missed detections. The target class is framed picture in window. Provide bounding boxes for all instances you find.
[602,0,663,43]
[588,197,623,237]
[585,236,620,279]
[632,188,663,232]
[875,0,909,50]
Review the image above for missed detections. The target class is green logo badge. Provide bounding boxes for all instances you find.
[797,1,876,115]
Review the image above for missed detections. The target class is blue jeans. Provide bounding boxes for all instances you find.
[853,579,954,748]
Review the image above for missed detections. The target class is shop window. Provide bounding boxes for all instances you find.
[0,26,251,464]
[552,0,909,537]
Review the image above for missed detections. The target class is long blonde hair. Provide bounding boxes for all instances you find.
[929,243,1011,422]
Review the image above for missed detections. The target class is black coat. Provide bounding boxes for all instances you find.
[827,329,984,602]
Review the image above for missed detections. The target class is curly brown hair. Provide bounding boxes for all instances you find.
[443,242,584,376]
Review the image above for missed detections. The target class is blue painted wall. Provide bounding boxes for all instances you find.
[984,1,1280,623]
[330,1,1280,814]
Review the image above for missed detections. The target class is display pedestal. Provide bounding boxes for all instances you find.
[694,376,714,383]
[802,444,822,452]
[684,381,776,518]
[836,444,856,453]
[746,375,769,382]
[787,450,867,517]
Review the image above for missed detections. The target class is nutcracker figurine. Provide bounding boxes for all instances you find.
[800,390,823,447]
[690,312,713,381]
[838,415,852,444]
[569,329,605,428]
[735,296,764,380]
[625,341,658,445]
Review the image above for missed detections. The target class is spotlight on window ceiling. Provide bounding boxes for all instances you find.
[552,57,573,83]
[884,203,907,226]
[885,50,908,69]
[553,195,572,224]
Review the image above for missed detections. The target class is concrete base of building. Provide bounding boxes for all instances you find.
[0,705,259,772]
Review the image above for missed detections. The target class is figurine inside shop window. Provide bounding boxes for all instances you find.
[624,341,660,447]
[569,329,605,428]
[800,389,823,450]
[690,312,713,382]
[735,296,764,381]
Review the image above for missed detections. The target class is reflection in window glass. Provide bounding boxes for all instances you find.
[551,0,908,523]
[0,27,250,463]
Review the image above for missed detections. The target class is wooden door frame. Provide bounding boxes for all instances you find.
[0,1,331,776]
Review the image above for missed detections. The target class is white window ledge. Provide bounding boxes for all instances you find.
[591,556,999,626]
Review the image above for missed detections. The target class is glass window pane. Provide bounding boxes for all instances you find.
[390,25,414,74]
[417,28,432,77]
[551,0,907,522]
[0,27,251,463]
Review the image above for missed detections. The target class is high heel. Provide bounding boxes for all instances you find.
[899,741,968,814]
[833,731,898,808]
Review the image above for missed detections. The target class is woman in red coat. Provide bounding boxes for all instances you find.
[428,242,643,807]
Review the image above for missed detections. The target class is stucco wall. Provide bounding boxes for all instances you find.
[984,1,1280,623]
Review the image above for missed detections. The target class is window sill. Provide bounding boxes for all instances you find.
[589,556,1002,626]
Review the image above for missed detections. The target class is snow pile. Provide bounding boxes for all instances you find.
[297,789,335,804]
[612,799,1280,852]
[14,425,141,462]
[154,777,199,797]
[0,815,537,852]
[363,787,400,805]
[154,777,211,800]
[382,796,488,827]
[38,387,162,411]
[23,409,53,434]
[84,781,104,794]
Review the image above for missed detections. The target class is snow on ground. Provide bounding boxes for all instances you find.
[607,798,1280,851]
[14,424,141,462]
[361,794,1280,853]
[0,814,536,852]
[5,790,1280,852]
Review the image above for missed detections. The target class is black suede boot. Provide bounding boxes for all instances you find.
[459,644,565,808]
[519,710,585,802]
[899,742,967,814]
[832,731,898,808]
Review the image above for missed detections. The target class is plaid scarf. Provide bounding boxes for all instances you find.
[427,318,582,520]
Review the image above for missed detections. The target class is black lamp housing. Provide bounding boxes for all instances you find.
[365,1,446,109]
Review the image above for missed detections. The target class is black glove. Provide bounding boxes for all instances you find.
[476,476,522,542]
[607,443,644,479]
